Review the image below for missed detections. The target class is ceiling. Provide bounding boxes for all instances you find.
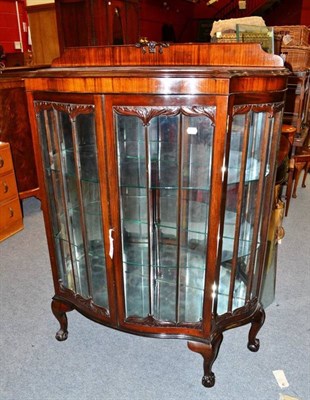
[181,0,281,20]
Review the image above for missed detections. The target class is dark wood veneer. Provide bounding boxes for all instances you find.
[0,78,39,199]
[26,43,289,388]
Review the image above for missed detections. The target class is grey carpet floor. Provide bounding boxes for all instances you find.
[1,186,309,400]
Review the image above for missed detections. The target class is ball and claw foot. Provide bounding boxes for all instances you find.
[248,305,265,353]
[247,338,260,352]
[55,329,68,341]
[202,372,215,388]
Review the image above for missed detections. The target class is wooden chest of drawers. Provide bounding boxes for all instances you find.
[0,142,23,242]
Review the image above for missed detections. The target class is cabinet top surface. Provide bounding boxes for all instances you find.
[49,43,285,70]
[23,44,289,95]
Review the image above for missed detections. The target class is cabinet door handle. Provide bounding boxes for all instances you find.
[9,207,14,218]
[2,181,8,193]
[0,156,4,168]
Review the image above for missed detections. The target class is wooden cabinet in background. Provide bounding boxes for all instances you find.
[0,142,23,242]
[27,3,60,65]
[0,77,39,199]
[282,70,309,214]
[55,0,140,52]
[283,70,310,143]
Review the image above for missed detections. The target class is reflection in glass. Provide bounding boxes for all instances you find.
[116,106,274,322]
[218,111,271,315]
[36,102,109,310]
[116,110,214,323]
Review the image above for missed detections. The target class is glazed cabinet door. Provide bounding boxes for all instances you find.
[214,105,283,317]
[106,97,283,336]
[105,97,217,336]
[31,93,283,335]
[33,96,114,323]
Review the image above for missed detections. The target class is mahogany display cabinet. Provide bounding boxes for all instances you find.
[25,43,288,388]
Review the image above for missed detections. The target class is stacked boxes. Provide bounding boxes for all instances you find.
[274,25,310,71]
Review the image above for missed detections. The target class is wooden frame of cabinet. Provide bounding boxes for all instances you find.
[25,43,288,388]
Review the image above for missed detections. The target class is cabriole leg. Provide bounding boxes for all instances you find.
[51,299,73,341]
[301,162,309,188]
[188,333,223,388]
[247,304,266,352]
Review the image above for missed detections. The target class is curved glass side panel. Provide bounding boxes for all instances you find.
[116,107,215,323]
[35,102,109,310]
[217,109,273,316]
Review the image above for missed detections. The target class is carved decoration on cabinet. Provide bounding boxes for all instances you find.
[34,101,95,119]
[25,43,289,389]
[135,39,170,54]
[59,284,110,319]
[114,105,216,126]
[233,102,286,117]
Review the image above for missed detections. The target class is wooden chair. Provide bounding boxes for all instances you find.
[281,125,297,216]
[281,124,296,147]
[285,128,310,215]
[292,143,310,198]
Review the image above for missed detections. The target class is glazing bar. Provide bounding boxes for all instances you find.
[227,112,251,312]
[144,124,154,316]
[246,114,272,301]
[175,114,183,323]
[71,114,93,299]
[255,112,282,298]
[46,106,76,292]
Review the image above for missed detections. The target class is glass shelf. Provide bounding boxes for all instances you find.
[124,267,247,312]
[119,155,263,190]
[123,238,251,321]
[47,166,100,185]
[121,208,254,322]
[121,218,253,245]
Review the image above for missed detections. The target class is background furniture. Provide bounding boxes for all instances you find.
[282,70,310,214]
[290,132,310,199]
[260,132,291,307]
[280,124,296,216]
[26,3,60,65]
[0,76,39,199]
[0,142,23,242]
[55,0,140,52]
[283,70,310,139]
[25,43,288,388]
[4,52,34,68]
